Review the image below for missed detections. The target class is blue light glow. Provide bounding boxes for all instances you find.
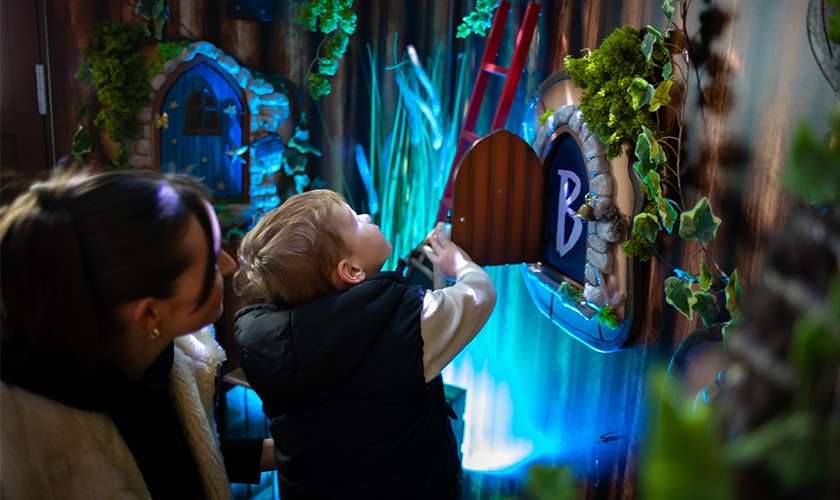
[443,265,654,475]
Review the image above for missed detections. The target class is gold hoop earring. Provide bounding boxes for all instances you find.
[149,327,162,341]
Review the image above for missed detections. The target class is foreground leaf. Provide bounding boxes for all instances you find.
[641,371,733,500]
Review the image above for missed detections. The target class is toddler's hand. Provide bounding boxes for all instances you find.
[422,223,473,278]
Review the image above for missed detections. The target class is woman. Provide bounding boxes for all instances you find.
[0,169,272,499]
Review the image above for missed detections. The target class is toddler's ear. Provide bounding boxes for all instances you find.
[336,258,366,285]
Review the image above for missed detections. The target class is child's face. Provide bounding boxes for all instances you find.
[333,202,392,279]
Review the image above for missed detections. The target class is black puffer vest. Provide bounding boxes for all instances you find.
[234,271,461,499]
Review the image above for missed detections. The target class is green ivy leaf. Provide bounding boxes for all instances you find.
[153,18,165,40]
[661,0,676,21]
[634,138,654,177]
[725,269,742,319]
[307,72,332,99]
[456,0,499,39]
[679,197,721,243]
[699,261,713,291]
[644,125,667,164]
[284,149,308,173]
[649,79,674,112]
[75,63,93,85]
[641,32,657,63]
[71,124,92,162]
[692,291,718,328]
[318,57,339,76]
[721,317,740,338]
[628,77,655,110]
[641,25,665,64]
[665,276,696,319]
[632,212,661,243]
[634,126,666,177]
[643,170,678,233]
[662,60,673,80]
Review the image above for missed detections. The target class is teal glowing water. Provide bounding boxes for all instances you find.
[443,265,654,474]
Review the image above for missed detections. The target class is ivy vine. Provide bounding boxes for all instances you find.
[296,0,357,100]
[456,0,500,39]
[568,0,742,335]
[76,21,151,168]
[133,0,170,40]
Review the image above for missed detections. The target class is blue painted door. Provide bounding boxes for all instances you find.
[160,61,246,199]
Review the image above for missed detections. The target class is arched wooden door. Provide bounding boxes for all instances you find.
[156,57,248,201]
[450,130,545,266]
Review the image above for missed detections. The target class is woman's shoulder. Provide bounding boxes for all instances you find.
[1,381,151,498]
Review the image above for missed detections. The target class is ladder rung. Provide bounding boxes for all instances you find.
[460,130,480,143]
[482,63,508,76]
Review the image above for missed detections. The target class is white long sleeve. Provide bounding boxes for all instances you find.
[420,262,496,382]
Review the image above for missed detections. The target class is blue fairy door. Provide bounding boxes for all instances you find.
[159,60,247,200]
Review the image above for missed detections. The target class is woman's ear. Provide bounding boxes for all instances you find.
[117,297,159,334]
[336,258,366,286]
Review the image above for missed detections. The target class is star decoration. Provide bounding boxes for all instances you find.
[225,145,248,166]
[223,104,238,116]
[168,100,179,110]
[170,138,178,145]
[153,112,169,130]
[201,156,208,163]
[216,181,227,191]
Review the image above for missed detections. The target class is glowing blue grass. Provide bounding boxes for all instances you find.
[365,38,469,270]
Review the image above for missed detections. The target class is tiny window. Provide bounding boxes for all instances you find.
[184,84,220,135]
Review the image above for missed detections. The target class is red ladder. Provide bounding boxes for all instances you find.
[436,0,541,222]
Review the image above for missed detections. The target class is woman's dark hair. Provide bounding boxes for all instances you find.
[0,168,217,372]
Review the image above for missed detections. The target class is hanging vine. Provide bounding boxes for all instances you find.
[296,0,357,100]
[75,21,151,168]
[565,0,742,335]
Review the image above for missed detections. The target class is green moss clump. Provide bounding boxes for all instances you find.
[565,27,662,158]
[158,41,189,62]
[595,304,621,329]
[83,21,151,167]
[558,281,584,304]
